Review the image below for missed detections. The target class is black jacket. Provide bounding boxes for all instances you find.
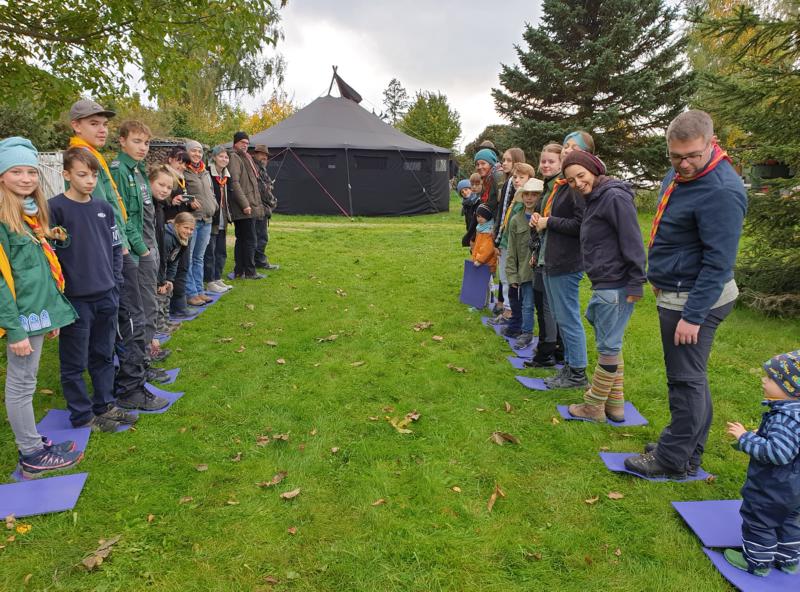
[541,181,584,275]
[154,198,167,285]
[580,177,646,297]
[163,223,187,283]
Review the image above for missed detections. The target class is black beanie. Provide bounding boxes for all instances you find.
[233,131,249,144]
[476,203,493,221]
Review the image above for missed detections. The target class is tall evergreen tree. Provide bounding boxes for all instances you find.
[493,0,695,181]
[382,78,410,125]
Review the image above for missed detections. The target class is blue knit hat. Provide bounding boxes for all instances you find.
[0,137,39,175]
[456,179,471,192]
[563,131,590,152]
[474,148,498,166]
[764,350,800,398]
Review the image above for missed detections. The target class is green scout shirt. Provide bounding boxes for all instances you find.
[111,152,150,261]
[0,223,77,342]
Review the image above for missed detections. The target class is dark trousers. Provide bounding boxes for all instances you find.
[170,248,190,314]
[115,254,147,397]
[506,284,523,333]
[233,217,256,276]
[533,273,561,360]
[655,302,734,471]
[254,216,268,266]
[204,226,227,282]
[741,496,800,570]
[59,289,118,426]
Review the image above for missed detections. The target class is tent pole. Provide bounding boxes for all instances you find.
[344,148,354,217]
[327,66,337,96]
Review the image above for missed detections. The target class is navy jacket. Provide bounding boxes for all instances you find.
[541,181,585,276]
[163,224,186,283]
[580,178,646,297]
[647,159,747,324]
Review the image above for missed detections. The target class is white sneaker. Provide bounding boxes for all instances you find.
[218,280,233,291]
[206,281,226,294]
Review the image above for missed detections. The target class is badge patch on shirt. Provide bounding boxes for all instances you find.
[97,212,106,218]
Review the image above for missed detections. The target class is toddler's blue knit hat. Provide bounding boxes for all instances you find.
[0,137,39,175]
[764,350,800,398]
[474,148,498,166]
[456,179,471,192]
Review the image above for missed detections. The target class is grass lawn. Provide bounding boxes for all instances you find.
[1,205,798,591]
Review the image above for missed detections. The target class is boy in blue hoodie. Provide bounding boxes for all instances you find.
[724,350,800,577]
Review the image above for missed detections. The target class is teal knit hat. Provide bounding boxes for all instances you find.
[473,148,498,166]
[0,137,39,175]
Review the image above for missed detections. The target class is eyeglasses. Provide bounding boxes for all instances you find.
[667,143,710,163]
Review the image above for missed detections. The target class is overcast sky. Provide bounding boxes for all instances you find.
[244,0,544,150]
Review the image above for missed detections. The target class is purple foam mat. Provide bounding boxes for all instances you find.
[506,355,564,371]
[672,500,743,548]
[703,548,793,592]
[161,368,180,385]
[155,332,171,344]
[37,407,133,434]
[556,401,649,427]
[481,316,504,336]
[515,375,550,391]
[599,452,713,482]
[203,290,224,303]
[460,260,491,309]
[170,308,201,323]
[505,335,537,358]
[0,473,88,517]
[138,383,185,414]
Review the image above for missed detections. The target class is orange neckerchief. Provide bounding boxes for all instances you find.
[23,215,65,292]
[648,143,732,248]
[543,178,568,217]
[68,136,128,222]
[187,160,206,174]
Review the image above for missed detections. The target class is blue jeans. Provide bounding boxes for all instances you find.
[520,281,534,333]
[584,288,634,356]
[543,271,587,368]
[186,220,211,297]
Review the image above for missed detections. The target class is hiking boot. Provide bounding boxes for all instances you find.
[244,272,266,280]
[147,367,170,383]
[170,309,195,321]
[151,348,171,362]
[523,354,556,368]
[545,366,588,389]
[567,403,606,422]
[724,549,770,577]
[19,445,83,479]
[500,326,522,338]
[488,313,508,326]
[544,364,570,385]
[40,436,76,454]
[87,414,123,433]
[513,333,534,349]
[623,452,687,480]
[643,443,700,476]
[99,406,138,425]
[116,389,170,411]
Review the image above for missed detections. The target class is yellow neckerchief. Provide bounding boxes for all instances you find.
[0,241,15,338]
[68,136,128,221]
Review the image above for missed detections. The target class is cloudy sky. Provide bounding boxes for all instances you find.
[245,0,545,150]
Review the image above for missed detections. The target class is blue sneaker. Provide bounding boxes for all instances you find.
[19,446,83,479]
[40,436,76,454]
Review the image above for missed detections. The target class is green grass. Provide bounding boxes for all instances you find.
[1,208,798,591]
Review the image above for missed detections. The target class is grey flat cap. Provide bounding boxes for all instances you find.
[69,99,116,121]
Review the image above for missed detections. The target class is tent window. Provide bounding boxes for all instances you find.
[435,159,447,172]
[318,155,337,169]
[354,155,387,170]
[403,159,423,172]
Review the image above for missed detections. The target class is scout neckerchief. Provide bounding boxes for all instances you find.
[543,178,568,217]
[68,136,128,221]
[0,241,15,338]
[23,215,65,292]
[187,160,206,174]
[648,143,731,248]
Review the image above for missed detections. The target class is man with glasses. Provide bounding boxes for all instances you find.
[624,110,747,479]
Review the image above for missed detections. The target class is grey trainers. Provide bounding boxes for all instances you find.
[100,406,139,425]
[88,414,123,433]
[513,333,533,349]
[116,389,169,411]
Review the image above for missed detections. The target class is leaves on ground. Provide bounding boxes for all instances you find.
[388,410,421,434]
[607,491,625,500]
[276,358,286,365]
[257,471,288,489]
[178,496,193,505]
[272,433,289,441]
[350,361,365,367]
[5,515,15,530]
[264,340,278,347]
[335,288,347,297]
[412,321,433,331]
[504,401,513,413]
[240,321,255,329]
[195,464,208,472]
[705,474,717,484]
[38,388,54,395]
[447,363,467,373]
[330,447,340,454]
[217,337,233,343]
[316,334,338,343]
[256,435,271,446]
[451,486,462,493]
[551,416,560,425]
[15,523,31,535]
[231,452,243,462]
[614,547,622,557]
[245,304,255,311]
[287,526,297,535]
[371,498,386,506]
[487,484,506,512]
[80,535,121,571]
[490,431,519,445]
[280,488,301,500]
[584,496,600,505]
[146,514,155,523]
[235,345,246,353]
[432,335,444,341]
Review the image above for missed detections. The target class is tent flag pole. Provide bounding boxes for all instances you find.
[327,65,337,96]
[344,148,354,217]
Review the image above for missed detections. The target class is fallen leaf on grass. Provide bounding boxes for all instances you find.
[264,575,280,585]
[178,496,193,505]
[217,337,233,343]
[235,345,246,353]
[240,321,255,329]
[447,363,467,373]
[524,551,543,561]
[178,427,187,433]
[413,321,433,331]
[431,335,444,342]
[382,405,395,413]
[620,432,634,438]
[38,388,54,395]
[350,361,365,367]
[451,486,462,493]
[5,515,14,530]
[287,526,297,535]
[280,488,301,500]
[23,574,32,585]
[7,535,15,543]
[705,474,717,484]
[487,484,506,512]
[335,288,347,297]
[388,411,421,434]
[231,452,243,462]
[585,555,593,565]
[331,447,340,454]
[226,499,240,506]
[316,334,339,343]
[195,464,208,472]
[80,535,121,571]
[245,304,255,311]
[614,547,622,557]
[368,416,380,421]
[584,496,599,505]
[371,498,386,506]
[146,514,155,524]
[15,523,31,535]
[298,443,306,451]
[490,431,520,445]
[607,491,625,500]
[309,428,318,436]
[276,358,286,365]
[272,433,289,441]
[599,446,610,452]
[551,417,560,425]
[264,340,278,347]
[476,407,486,412]
[504,401,513,413]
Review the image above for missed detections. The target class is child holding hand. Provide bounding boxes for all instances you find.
[724,350,800,577]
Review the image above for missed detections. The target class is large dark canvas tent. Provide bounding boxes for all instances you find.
[248,95,452,216]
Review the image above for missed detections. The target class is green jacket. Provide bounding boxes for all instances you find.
[111,152,149,260]
[498,201,524,249]
[505,209,535,285]
[0,223,77,342]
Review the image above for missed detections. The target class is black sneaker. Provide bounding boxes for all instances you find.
[146,367,170,383]
[624,452,688,480]
[19,446,84,479]
[151,348,171,362]
[523,355,556,368]
[544,366,588,389]
[100,406,139,425]
[116,389,170,411]
[170,310,195,321]
[244,273,266,280]
[644,443,700,476]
